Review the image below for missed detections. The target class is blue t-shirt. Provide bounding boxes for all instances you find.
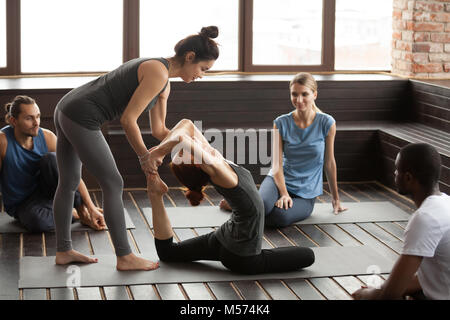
[0,125,48,217]
[268,111,335,199]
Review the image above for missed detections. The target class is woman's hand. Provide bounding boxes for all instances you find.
[139,146,164,175]
[275,195,293,210]
[332,199,348,215]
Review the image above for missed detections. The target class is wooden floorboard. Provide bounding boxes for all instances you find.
[0,181,414,300]
[0,234,21,300]
[284,279,326,300]
[309,278,352,300]
[50,288,75,301]
[129,285,160,300]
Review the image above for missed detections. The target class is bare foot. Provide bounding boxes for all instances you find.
[72,208,80,220]
[116,253,159,271]
[147,172,169,196]
[219,199,232,212]
[55,250,98,265]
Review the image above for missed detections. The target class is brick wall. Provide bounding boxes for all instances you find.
[392,0,450,78]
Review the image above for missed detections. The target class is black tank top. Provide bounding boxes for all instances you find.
[57,57,169,130]
[211,161,265,256]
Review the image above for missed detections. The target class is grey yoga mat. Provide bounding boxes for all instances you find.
[18,246,394,289]
[143,202,410,228]
[0,209,135,233]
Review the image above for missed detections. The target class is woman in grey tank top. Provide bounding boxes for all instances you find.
[53,27,219,271]
[146,119,315,274]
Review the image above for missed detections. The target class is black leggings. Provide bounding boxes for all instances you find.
[155,232,315,275]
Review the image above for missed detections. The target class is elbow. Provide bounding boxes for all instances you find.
[120,115,136,129]
[152,127,169,141]
[271,163,284,176]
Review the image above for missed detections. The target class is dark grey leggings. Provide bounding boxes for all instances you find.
[53,108,131,256]
[155,232,315,275]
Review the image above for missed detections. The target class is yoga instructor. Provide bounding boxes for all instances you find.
[53,26,219,271]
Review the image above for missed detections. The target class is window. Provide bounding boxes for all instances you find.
[252,0,323,66]
[0,0,6,68]
[140,0,239,71]
[21,0,123,73]
[1,0,395,75]
[335,0,392,70]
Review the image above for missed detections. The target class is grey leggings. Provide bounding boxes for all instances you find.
[53,108,131,256]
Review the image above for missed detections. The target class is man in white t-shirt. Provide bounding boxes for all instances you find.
[353,143,450,300]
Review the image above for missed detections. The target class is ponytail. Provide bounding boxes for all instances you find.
[4,95,36,124]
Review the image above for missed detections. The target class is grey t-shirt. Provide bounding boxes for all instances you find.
[57,57,169,130]
[212,161,265,256]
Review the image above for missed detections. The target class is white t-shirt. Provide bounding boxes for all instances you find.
[402,193,450,300]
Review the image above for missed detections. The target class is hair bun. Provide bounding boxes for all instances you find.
[185,189,205,206]
[200,26,219,39]
[4,102,12,113]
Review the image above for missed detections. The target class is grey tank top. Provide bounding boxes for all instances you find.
[57,58,169,130]
[212,161,265,256]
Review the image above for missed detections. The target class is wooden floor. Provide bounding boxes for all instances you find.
[0,181,415,300]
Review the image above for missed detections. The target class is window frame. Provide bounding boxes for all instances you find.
[1,0,392,76]
[243,0,335,72]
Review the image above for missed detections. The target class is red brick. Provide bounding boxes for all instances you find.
[413,22,445,32]
[415,1,444,12]
[444,63,450,72]
[393,9,403,20]
[397,40,413,51]
[430,42,445,52]
[429,53,450,62]
[393,31,403,40]
[430,12,450,22]
[414,12,430,21]
[397,60,414,71]
[394,20,408,30]
[430,33,450,42]
[413,43,431,52]
[414,32,430,41]
[403,11,414,20]
[402,31,414,41]
[413,63,443,73]
[412,52,429,63]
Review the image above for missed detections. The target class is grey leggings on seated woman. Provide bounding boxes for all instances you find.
[53,109,131,256]
[259,176,316,228]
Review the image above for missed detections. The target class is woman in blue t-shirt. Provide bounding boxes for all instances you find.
[221,73,347,227]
